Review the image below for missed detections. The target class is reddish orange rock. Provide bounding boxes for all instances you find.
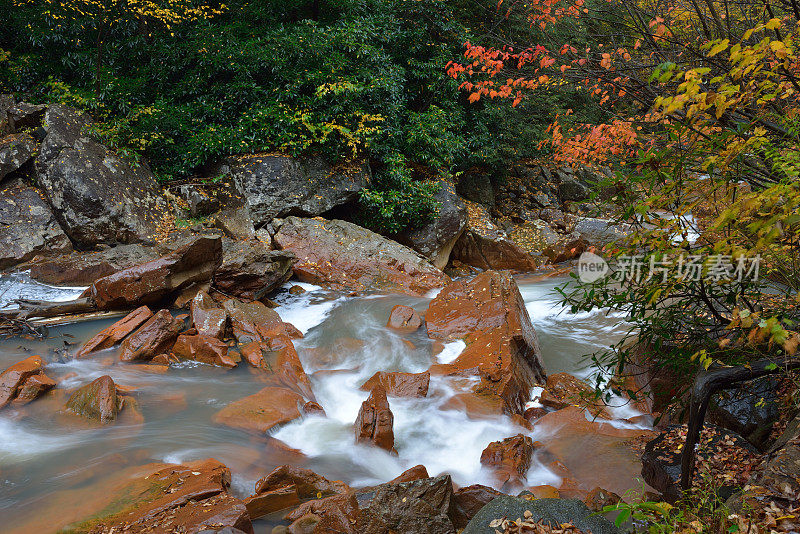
[173,333,237,368]
[283,322,304,339]
[244,484,300,520]
[212,386,305,434]
[119,309,183,362]
[386,304,423,332]
[389,465,429,484]
[255,465,350,498]
[190,290,227,339]
[451,484,505,529]
[0,355,47,408]
[480,434,535,490]
[360,371,430,397]
[284,493,359,534]
[74,306,153,358]
[426,270,546,415]
[15,373,56,403]
[65,375,119,424]
[355,386,396,453]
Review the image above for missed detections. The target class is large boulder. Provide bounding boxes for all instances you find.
[212,386,305,434]
[452,202,539,272]
[397,180,467,269]
[28,243,162,285]
[229,154,370,225]
[0,132,38,180]
[456,169,495,208]
[355,386,396,453]
[274,217,450,295]
[462,496,619,534]
[91,236,223,309]
[212,238,296,301]
[426,270,546,415]
[0,179,72,269]
[34,104,167,247]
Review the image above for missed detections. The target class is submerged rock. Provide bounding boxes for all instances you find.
[0,179,72,269]
[354,386,396,453]
[213,386,305,434]
[34,104,167,248]
[386,304,423,332]
[274,216,450,295]
[74,306,153,358]
[426,270,546,415]
[91,236,223,309]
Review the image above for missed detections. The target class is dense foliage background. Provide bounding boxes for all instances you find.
[0,0,602,232]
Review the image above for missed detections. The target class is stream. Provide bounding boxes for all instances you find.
[0,273,645,532]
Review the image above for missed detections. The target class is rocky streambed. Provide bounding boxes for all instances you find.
[0,269,654,533]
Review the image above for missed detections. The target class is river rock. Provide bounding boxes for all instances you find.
[480,434,535,490]
[244,484,301,520]
[707,375,779,450]
[274,217,450,295]
[0,355,52,408]
[451,484,505,529]
[213,386,305,434]
[28,244,162,285]
[75,306,153,358]
[119,309,183,362]
[191,290,228,338]
[389,465,430,484]
[397,180,467,269]
[0,179,73,269]
[354,386,396,453]
[65,375,119,423]
[540,372,611,418]
[0,132,37,180]
[15,372,56,403]
[212,238,296,301]
[426,270,546,415]
[386,305,423,332]
[360,371,429,397]
[223,298,285,343]
[34,104,167,248]
[173,333,237,368]
[355,475,457,534]
[573,217,631,250]
[91,236,223,309]
[255,465,350,498]
[462,496,620,534]
[557,177,590,202]
[452,201,539,271]
[229,154,369,225]
[285,493,360,534]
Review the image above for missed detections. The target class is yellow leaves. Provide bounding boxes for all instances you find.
[770,40,789,59]
[707,39,729,58]
[765,17,782,30]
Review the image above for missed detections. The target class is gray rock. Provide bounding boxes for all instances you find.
[211,205,255,240]
[397,180,467,269]
[274,217,450,295]
[213,238,296,301]
[0,132,38,180]
[462,496,620,534]
[0,179,72,269]
[34,104,167,248]
[8,102,47,131]
[229,154,369,225]
[557,177,590,202]
[177,184,220,217]
[573,217,631,249]
[356,475,456,534]
[456,169,495,208]
[0,94,14,135]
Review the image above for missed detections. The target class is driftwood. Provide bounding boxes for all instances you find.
[0,297,97,320]
[680,356,800,491]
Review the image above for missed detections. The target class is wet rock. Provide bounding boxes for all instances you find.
[451,484,504,529]
[65,375,119,423]
[119,309,183,362]
[75,306,153,358]
[244,484,300,520]
[462,496,620,534]
[255,465,350,499]
[452,201,539,272]
[15,372,56,402]
[540,372,610,418]
[355,475,456,534]
[191,290,228,339]
[397,180,468,269]
[360,371,430,398]
[229,154,369,225]
[283,322,303,339]
[0,179,72,269]
[386,304,423,332]
[285,493,359,534]
[0,132,37,180]
[523,406,548,422]
[389,465,430,484]
[426,270,546,415]
[583,487,622,512]
[28,243,162,286]
[355,386,396,453]
[223,298,285,343]
[480,434,535,490]
[274,217,450,296]
[707,375,779,450]
[34,104,167,247]
[91,236,223,309]
[173,333,237,368]
[0,355,47,408]
[213,238,296,301]
[213,386,305,434]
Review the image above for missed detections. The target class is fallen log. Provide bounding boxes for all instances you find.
[1,297,97,320]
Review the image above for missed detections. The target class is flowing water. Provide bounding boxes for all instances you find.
[0,273,644,532]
